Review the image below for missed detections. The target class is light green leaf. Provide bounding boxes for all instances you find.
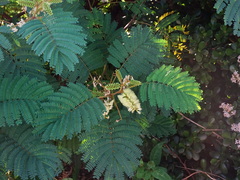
[140,65,203,113]
[151,167,172,180]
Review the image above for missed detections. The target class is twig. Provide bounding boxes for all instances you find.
[202,129,223,132]
[87,0,92,10]
[182,171,216,180]
[113,97,122,121]
[98,89,123,99]
[124,14,137,30]
[181,167,226,180]
[178,112,223,139]
[164,144,193,179]
[137,21,152,27]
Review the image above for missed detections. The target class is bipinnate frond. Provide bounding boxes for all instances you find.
[0,39,47,81]
[61,42,105,83]
[214,0,228,13]
[0,125,68,180]
[140,65,203,113]
[0,26,12,62]
[0,76,53,127]
[224,0,240,36]
[0,165,7,180]
[79,8,122,42]
[34,83,105,141]
[107,25,167,79]
[120,0,152,16]
[148,115,176,138]
[214,0,240,36]
[79,118,142,180]
[77,8,123,68]
[17,8,87,74]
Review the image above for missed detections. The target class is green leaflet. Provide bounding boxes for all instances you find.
[79,118,142,180]
[34,82,105,141]
[0,124,68,180]
[140,65,203,113]
[0,76,53,127]
[107,25,167,79]
[151,167,172,180]
[105,83,121,90]
[17,8,87,74]
[116,69,123,82]
[128,79,142,88]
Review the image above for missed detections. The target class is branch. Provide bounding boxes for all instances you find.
[163,144,193,179]
[181,167,226,180]
[124,14,137,30]
[178,112,223,139]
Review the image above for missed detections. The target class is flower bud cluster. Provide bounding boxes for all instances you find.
[103,97,114,119]
[231,70,240,85]
[231,123,240,149]
[231,123,240,132]
[231,56,240,85]
[219,102,236,118]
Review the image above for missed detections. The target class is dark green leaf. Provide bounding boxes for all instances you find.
[149,142,164,165]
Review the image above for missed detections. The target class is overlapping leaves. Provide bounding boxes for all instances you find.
[17,8,87,74]
[0,125,68,180]
[107,25,167,79]
[79,118,142,180]
[0,76,53,127]
[34,83,105,141]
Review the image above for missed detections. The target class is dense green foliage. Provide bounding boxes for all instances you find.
[1,0,240,179]
[0,125,70,180]
[0,0,204,179]
[80,118,142,179]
